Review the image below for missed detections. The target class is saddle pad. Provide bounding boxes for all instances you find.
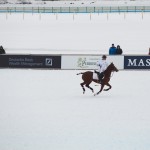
[93,72,99,80]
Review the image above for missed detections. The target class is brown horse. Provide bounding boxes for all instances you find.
[77,62,119,96]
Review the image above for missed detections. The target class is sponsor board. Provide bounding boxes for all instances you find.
[0,55,61,69]
[124,56,150,69]
[61,55,124,70]
[62,55,99,70]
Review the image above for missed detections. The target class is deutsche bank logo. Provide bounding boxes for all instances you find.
[45,58,52,66]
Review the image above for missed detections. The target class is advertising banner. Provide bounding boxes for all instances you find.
[61,55,124,70]
[124,56,150,69]
[0,55,61,69]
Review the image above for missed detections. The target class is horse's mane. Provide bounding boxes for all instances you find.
[108,62,113,68]
[104,63,114,74]
[106,63,113,70]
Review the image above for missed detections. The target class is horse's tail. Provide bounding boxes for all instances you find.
[76,72,84,75]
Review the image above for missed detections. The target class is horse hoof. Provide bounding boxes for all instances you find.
[94,93,97,96]
[94,92,100,96]
[103,89,109,91]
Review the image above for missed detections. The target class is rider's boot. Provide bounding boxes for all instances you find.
[98,72,104,83]
[98,74,102,83]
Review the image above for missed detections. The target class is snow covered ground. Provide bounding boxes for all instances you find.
[0,5,150,150]
[0,69,150,150]
[0,0,150,7]
[0,12,150,54]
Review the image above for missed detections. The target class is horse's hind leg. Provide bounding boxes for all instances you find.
[86,84,94,93]
[80,82,86,94]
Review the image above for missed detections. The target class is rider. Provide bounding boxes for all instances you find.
[96,55,109,83]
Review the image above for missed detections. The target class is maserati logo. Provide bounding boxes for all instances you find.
[127,59,150,66]
[124,56,150,69]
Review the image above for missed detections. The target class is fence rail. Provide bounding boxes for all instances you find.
[0,6,150,13]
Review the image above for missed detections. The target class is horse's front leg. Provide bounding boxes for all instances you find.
[94,84,104,96]
[103,83,112,91]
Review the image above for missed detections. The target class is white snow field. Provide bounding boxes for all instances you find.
[0,0,150,7]
[0,69,150,150]
[0,12,150,54]
[0,5,150,150]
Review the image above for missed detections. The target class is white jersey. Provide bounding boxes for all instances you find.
[97,59,109,73]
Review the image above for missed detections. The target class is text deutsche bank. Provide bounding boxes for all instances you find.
[124,56,150,69]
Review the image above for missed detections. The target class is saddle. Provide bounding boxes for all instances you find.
[93,70,104,82]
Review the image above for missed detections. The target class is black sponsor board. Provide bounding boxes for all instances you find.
[124,56,150,69]
[0,55,61,69]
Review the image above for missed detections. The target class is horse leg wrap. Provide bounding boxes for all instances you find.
[80,83,85,94]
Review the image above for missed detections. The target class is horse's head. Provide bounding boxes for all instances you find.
[110,62,119,72]
[104,62,119,77]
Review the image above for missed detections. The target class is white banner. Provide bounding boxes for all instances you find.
[61,55,124,70]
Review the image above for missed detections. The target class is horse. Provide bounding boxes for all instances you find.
[77,62,119,96]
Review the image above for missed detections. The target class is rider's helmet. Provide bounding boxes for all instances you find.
[102,55,107,59]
